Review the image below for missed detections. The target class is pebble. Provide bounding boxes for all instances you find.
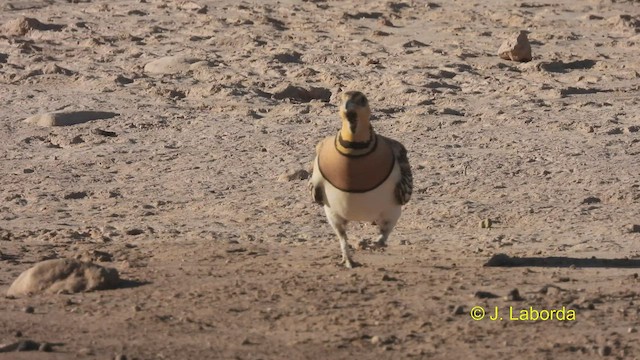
[506,288,524,301]
[452,305,465,315]
[480,218,492,229]
[598,345,611,357]
[370,335,382,345]
[114,354,128,360]
[474,291,498,299]
[498,30,532,62]
[278,168,310,182]
[581,196,601,205]
[23,306,34,314]
[627,224,640,233]
[143,55,201,75]
[126,228,144,236]
[38,342,52,352]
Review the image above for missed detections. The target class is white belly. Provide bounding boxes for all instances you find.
[321,163,401,222]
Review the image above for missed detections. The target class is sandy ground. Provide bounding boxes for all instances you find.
[1,0,640,358]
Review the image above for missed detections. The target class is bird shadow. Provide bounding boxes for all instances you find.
[484,253,640,268]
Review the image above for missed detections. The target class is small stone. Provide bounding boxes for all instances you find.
[23,306,34,314]
[114,75,134,85]
[598,345,611,357]
[126,228,144,236]
[452,305,465,315]
[379,17,393,26]
[15,330,23,337]
[625,125,640,133]
[3,16,64,36]
[498,30,532,62]
[628,327,637,333]
[39,342,52,352]
[64,191,88,200]
[277,169,310,182]
[70,135,84,144]
[440,108,464,116]
[581,196,601,205]
[91,128,118,137]
[474,291,498,299]
[16,340,39,351]
[506,288,524,301]
[627,224,640,233]
[114,354,128,360]
[144,56,201,75]
[480,219,492,229]
[370,335,382,345]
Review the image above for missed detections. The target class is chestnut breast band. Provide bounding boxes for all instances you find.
[318,135,395,193]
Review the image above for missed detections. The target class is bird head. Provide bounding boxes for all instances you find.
[339,91,372,142]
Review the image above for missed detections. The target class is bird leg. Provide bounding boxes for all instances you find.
[338,229,355,269]
[325,208,355,268]
[373,222,391,249]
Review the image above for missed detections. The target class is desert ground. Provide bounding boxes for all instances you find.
[1,0,640,359]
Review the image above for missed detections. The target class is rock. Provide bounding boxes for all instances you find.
[483,253,515,267]
[506,288,524,301]
[627,224,640,233]
[608,15,639,33]
[64,191,88,200]
[143,56,201,75]
[598,345,612,357]
[273,51,302,63]
[452,305,465,315]
[22,306,34,314]
[402,40,428,48]
[581,196,601,205]
[474,291,498,299]
[440,108,465,116]
[24,111,119,127]
[2,17,64,36]
[114,354,128,360]
[177,2,208,14]
[272,84,331,102]
[38,342,52,352]
[114,75,134,85]
[0,340,40,352]
[370,335,382,345]
[625,125,640,133]
[278,168,310,182]
[7,259,120,296]
[126,228,144,236]
[42,63,74,76]
[480,218,492,229]
[91,128,118,137]
[498,31,532,62]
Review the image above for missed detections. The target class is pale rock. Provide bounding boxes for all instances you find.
[7,259,120,296]
[498,31,532,62]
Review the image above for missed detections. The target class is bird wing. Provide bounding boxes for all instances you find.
[309,137,331,205]
[382,136,413,205]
